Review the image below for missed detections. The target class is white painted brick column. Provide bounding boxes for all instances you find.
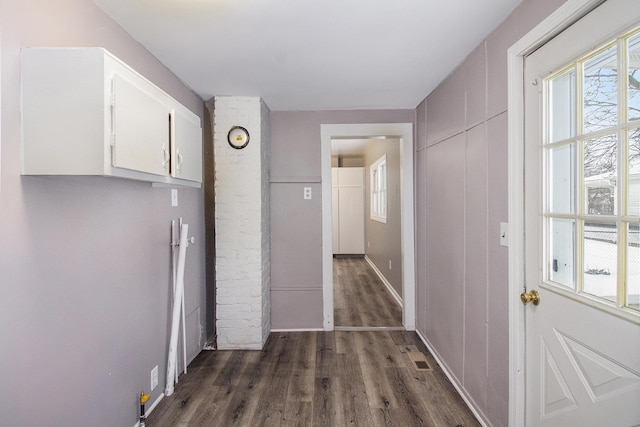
[213,96,270,350]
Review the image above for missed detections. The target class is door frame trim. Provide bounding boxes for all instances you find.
[320,123,416,332]
[507,0,605,424]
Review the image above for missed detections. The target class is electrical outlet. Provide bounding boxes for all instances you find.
[389,260,392,270]
[151,365,158,391]
[303,187,312,200]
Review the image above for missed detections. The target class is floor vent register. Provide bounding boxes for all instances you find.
[407,352,432,371]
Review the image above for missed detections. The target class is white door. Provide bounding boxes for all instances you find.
[523,1,640,425]
[338,185,365,254]
[337,168,365,254]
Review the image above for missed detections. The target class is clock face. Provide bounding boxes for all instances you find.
[228,126,250,149]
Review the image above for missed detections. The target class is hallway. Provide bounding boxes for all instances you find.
[334,257,403,328]
[147,331,480,426]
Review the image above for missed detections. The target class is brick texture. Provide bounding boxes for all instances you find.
[213,96,271,349]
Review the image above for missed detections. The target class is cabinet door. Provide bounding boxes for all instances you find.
[338,186,365,254]
[112,75,170,176]
[171,109,202,182]
[337,167,364,187]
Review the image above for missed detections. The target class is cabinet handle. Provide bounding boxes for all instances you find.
[162,146,170,166]
[177,152,184,170]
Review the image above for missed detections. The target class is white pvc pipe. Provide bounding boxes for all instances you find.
[170,220,180,386]
[181,272,187,376]
[165,223,188,396]
[179,218,187,376]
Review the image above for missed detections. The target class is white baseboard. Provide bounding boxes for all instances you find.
[334,326,405,331]
[270,328,324,332]
[364,255,402,307]
[415,329,488,427]
[133,392,164,427]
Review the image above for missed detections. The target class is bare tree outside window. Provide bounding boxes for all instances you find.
[582,41,640,215]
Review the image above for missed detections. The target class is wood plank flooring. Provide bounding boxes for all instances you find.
[333,257,403,327]
[147,331,479,427]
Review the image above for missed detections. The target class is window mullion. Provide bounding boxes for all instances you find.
[618,221,628,308]
[576,60,585,295]
[576,219,584,294]
[618,34,628,309]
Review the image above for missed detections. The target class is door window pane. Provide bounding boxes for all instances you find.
[542,26,640,316]
[549,69,576,142]
[630,128,640,216]
[628,32,640,122]
[583,222,617,302]
[549,218,575,288]
[549,144,575,213]
[583,134,617,215]
[628,223,640,311]
[583,45,618,133]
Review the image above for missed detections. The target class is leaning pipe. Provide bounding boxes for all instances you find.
[165,223,188,396]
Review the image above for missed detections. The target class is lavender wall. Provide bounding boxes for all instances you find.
[364,138,403,297]
[0,1,206,425]
[270,110,413,329]
[414,0,567,425]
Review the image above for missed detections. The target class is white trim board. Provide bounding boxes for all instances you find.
[364,255,402,307]
[321,123,416,332]
[506,0,604,425]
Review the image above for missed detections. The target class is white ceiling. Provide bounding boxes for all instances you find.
[91,0,522,111]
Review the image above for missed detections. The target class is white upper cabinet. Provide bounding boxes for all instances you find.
[171,108,203,182]
[21,48,202,187]
[336,167,364,187]
[112,75,171,176]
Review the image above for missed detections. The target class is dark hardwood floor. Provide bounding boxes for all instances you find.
[147,331,480,426]
[334,257,403,327]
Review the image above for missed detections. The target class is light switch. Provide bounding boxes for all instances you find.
[303,187,312,200]
[500,222,508,247]
[171,189,178,207]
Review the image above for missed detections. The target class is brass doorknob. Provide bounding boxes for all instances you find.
[521,289,540,306]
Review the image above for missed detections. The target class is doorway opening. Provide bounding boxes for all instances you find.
[321,123,415,332]
[331,137,403,329]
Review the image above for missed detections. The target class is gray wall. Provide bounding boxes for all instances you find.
[270,110,413,329]
[364,139,402,297]
[0,1,206,426]
[414,0,567,426]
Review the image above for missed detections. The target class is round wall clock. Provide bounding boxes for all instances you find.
[227,126,250,149]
